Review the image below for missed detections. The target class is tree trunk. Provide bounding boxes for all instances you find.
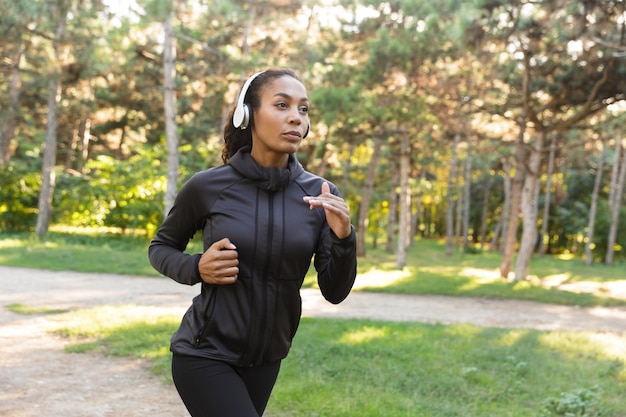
[606,140,626,266]
[396,131,410,268]
[317,141,329,178]
[386,171,398,254]
[0,44,24,165]
[499,140,526,278]
[538,132,556,255]
[80,118,91,174]
[500,51,532,278]
[494,158,513,253]
[35,78,62,237]
[479,172,491,250]
[65,123,80,172]
[35,0,66,238]
[163,13,179,218]
[489,216,502,253]
[356,133,383,256]
[445,132,461,256]
[514,131,545,281]
[607,136,622,218]
[462,137,472,252]
[455,177,462,252]
[410,172,424,246]
[585,138,606,266]
[342,143,354,191]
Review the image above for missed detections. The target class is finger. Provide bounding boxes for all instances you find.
[214,264,239,277]
[321,181,330,196]
[211,237,237,251]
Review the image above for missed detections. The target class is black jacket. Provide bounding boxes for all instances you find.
[149,147,357,367]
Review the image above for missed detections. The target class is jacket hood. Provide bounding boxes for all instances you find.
[229,147,304,191]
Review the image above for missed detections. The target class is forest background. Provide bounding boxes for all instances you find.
[1,0,625,282]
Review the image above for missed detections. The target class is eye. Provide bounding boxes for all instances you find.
[299,106,309,114]
[275,102,288,109]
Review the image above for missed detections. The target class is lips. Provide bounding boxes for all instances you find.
[283,130,302,140]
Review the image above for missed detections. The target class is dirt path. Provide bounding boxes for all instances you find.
[1,266,625,417]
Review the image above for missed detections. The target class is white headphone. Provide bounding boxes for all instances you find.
[232,71,264,130]
[232,71,310,138]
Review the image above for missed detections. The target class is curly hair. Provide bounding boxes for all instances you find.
[221,68,302,164]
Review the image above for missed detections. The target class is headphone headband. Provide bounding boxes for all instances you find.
[232,71,264,129]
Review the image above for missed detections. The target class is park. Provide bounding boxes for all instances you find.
[1,0,626,416]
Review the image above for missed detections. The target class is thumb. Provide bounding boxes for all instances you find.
[321,181,330,195]
[213,237,237,250]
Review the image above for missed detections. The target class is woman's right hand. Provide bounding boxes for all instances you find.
[198,238,239,284]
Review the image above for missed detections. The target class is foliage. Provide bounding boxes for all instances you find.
[0,157,41,231]
[1,0,625,269]
[54,150,165,232]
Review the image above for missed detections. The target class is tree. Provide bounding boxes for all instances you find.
[396,127,410,268]
[585,136,606,265]
[445,131,461,256]
[35,0,68,237]
[162,10,178,217]
[538,132,557,255]
[606,137,626,265]
[467,0,626,279]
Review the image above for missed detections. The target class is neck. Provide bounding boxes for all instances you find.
[250,149,290,169]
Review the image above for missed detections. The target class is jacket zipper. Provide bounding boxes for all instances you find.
[243,192,273,365]
[194,285,217,347]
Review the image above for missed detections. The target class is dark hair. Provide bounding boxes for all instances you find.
[221,68,302,164]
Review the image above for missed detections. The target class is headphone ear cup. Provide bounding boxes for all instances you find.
[233,71,264,130]
[303,123,310,139]
[233,103,245,128]
[240,104,250,129]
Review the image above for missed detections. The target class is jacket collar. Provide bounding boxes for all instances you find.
[229,146,304,191]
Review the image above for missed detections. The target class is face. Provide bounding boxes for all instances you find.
[250,75,309,167]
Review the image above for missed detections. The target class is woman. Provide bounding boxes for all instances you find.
[149,68,357,416]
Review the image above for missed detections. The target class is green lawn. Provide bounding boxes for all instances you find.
[16,303,624,417]
[2,230,626,416]
[1,230,624,307]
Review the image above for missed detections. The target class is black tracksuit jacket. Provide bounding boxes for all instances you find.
[149,147,357,367]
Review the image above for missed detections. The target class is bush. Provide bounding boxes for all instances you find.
[542,386,607,417]
[54,151,166,233]
[0,159,41,231]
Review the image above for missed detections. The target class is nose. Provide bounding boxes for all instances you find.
[288,109,302,125]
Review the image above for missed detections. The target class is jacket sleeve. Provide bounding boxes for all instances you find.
[314,224,357,304]
[148,174,206,286]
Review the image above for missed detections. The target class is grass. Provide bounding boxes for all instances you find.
[344,240,626,307]
[1,230,625,307]
[27,304,626,416]
[3,230,626,415]
[5,303,71,315]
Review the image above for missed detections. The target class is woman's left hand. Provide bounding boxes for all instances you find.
[303,182,352,239]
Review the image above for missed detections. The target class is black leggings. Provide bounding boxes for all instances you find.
[171,354,281,417]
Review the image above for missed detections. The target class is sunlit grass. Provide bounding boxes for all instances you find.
[348,240,626,307]
[5,303,71,315]
[15,304,623,416]
[47,304,182,381]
